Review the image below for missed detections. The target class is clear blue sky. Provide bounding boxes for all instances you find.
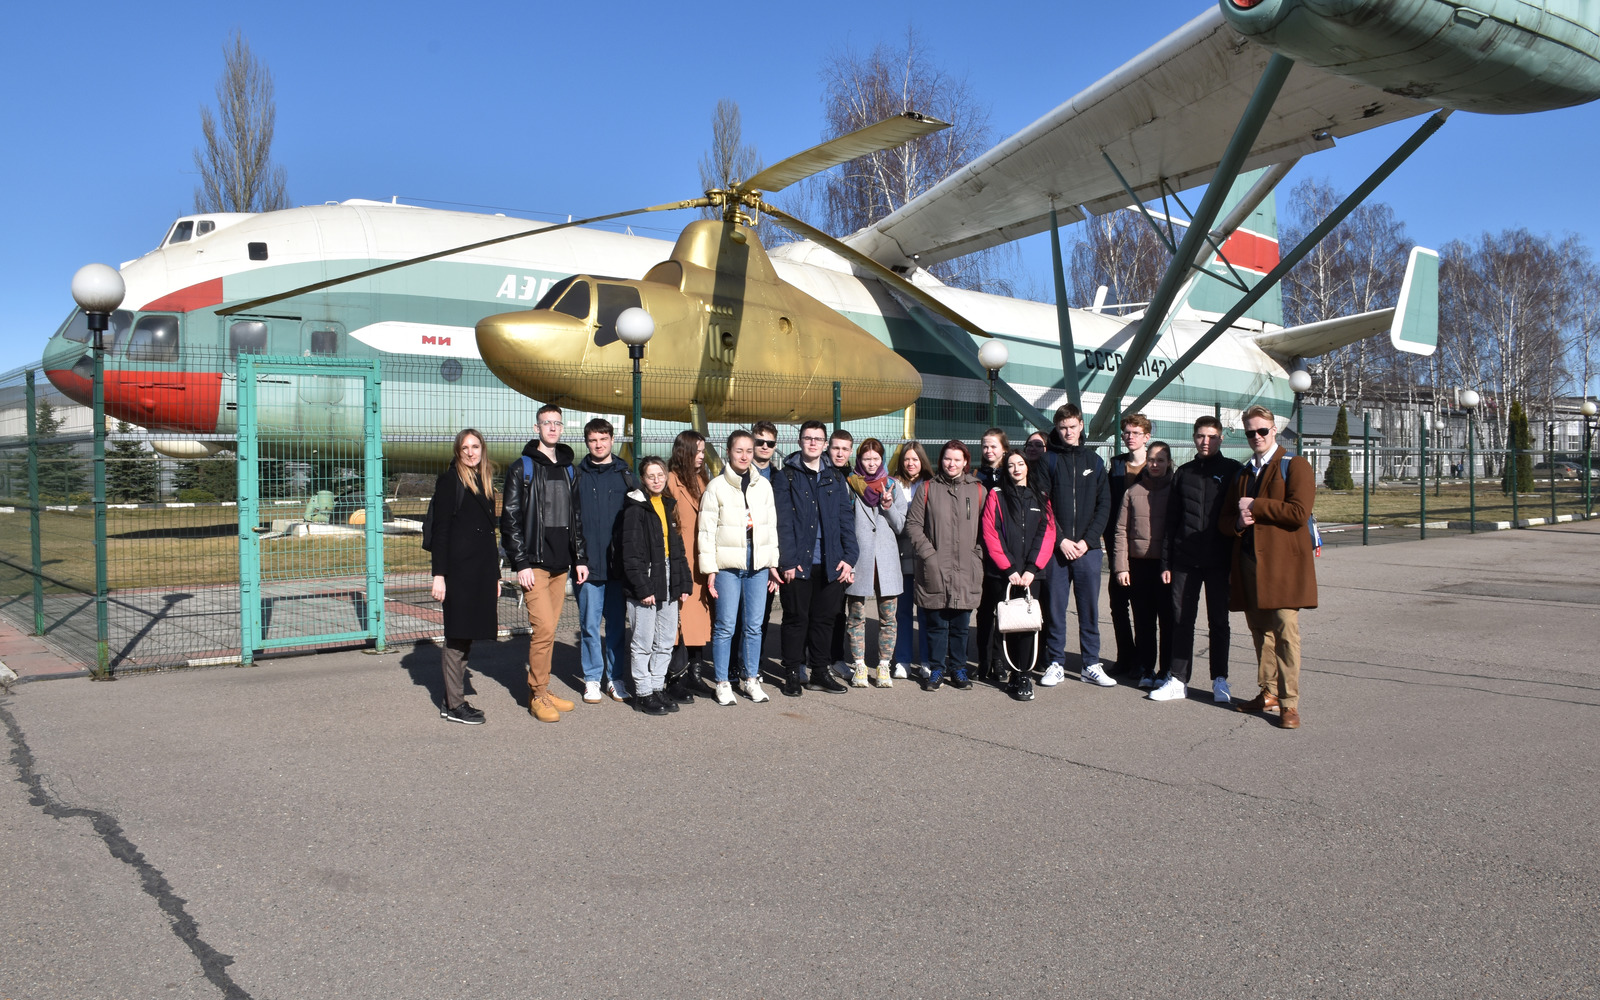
[5,0,1599,388]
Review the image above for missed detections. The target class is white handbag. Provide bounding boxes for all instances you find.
[995,583,1042,634]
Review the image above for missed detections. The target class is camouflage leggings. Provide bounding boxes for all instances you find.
[845,594,899,663]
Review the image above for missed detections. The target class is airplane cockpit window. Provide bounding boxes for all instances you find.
[229,321,268,356]
[196,220,215,237]
[168,221,194,244]
[595,283,642,346]
[61,309,132,354]
[127,315,180,362]
[534,276,577,310]
[552,280,591,321]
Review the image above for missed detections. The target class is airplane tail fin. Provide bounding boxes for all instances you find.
[1389,246,1439,356]
[1176,168,1284,329]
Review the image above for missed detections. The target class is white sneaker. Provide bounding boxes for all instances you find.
[1039,663,1066,687]
[850,661,870,688]
[583,680,603,704]
[1212,677,1232,704]
[715,681,736,707]
[1080,663,1116,687]
[916,663,931,679]
[1137,675,1157,689]
[605,681,627,703]
[1148,676,1187,701]
[892,662,909,679]
[741,677,769,703]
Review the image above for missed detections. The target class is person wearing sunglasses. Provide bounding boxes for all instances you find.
[1220,404,1317,730]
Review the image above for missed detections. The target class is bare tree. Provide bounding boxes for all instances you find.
[699,98,763,195]
[193,31,289,214]
[813,27,1012,294]
[1067,209,1171,309]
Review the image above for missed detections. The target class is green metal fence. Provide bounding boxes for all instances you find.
[2,349,1594,671]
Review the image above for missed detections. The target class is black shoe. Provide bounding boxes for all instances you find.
[808,665,849,694]
[1010,677,1035,702]
[636,692,670,716]
[924,669,944,692]
[659,689,681,713]
[441,701,486,725]
[950,668,972,690]
[664,677,696,704]
[781,669,805,698]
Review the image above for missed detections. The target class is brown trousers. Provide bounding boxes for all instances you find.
[1239,550,1300,710]
[523,569,567,699]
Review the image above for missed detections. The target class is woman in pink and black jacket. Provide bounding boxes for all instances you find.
[979,448,1057,702]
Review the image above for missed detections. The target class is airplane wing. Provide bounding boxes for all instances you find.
[1248,308,1394,361]
[845,6,1436,270]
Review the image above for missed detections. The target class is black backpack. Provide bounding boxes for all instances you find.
[420,476,465,553]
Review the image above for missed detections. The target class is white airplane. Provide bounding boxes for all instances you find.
[38,1,1599,467]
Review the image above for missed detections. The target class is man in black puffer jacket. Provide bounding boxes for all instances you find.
[1040,404,1112,689]
[501,404,586,723]
[1162,415,1242,703]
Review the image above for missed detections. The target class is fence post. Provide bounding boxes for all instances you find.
[236,357,259,665]
[1511,432,1520,529]
[364,359,386,654]
[1419,421,1427,540]
[1362,412,1370,545]
[24,369,44,635]
[832,381,842,434]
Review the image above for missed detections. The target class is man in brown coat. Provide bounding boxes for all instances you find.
[1219,404,1317,729]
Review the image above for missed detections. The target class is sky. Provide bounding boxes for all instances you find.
[5,0,1600,386]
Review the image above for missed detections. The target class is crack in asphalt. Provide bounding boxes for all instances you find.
[0,699,253,1000]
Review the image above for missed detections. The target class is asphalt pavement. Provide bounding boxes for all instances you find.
[3,521,1598,999]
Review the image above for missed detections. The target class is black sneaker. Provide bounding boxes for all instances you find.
[1010,677,1035,702]
[950,668,972,690]
[781,669,805,698]
[441,701,486,725]
[636,692,670,716]
[663,678,696,704]
[659,689,681,713]
[809,666,849,694]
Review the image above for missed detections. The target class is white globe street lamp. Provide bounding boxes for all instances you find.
[1460,388,1481,531]
[978,340,1009,426]
[615,307,654,469]
[70,263,125,681]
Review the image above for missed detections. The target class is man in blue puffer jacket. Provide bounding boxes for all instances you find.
[1041,404,1114,689]
[772,421,859,697]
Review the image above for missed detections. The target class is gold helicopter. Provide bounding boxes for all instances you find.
[469,112,995,426]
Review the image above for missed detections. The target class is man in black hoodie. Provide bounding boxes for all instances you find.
[1161,414,1242,703]
[501,403,585,723]
[572,418,639,705]
[1040,404,1113,689]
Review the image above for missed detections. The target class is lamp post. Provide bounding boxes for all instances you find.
[71,263,125,681]
[978,340,1009,428]
[1582,399,1597,518]
[1461,389,1480,532]
[1288,368,1312,464]
[615,307,654,472]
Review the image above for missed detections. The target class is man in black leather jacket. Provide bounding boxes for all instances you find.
[1161,415,1241,703]
[501,403,587,722]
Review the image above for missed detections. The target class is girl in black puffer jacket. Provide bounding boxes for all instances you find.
[618,457,693,716]
[979,449,1057,701]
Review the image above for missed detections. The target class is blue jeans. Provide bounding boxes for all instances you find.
[577,579,626,691]
[923,608,971,674]
[893,592,931,665]
[712,568,768,683]
[1045,548,1102,667]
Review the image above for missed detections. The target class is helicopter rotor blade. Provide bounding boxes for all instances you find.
[757,200,988,342]
[216,197,712,316]
[736,113,950,197]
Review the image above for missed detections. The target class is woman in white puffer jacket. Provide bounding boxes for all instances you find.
[698,430,782,705]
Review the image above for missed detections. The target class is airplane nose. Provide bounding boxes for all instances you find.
[476,309,590,398]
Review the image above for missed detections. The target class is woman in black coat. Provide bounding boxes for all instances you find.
[430,428,502,724]
[979,449,1057,702]
[617,457,693,715]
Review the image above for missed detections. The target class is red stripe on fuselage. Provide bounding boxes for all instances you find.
[142,278,224,312]
[1214,230,1279,274]
[43,368,222,433]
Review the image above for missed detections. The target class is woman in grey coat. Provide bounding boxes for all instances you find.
[843,438,909,687]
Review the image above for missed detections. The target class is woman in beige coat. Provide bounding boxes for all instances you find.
[1112,442,1175,694]
[699,430,781,705]
[667,430,712,684]
[905,439,987,691]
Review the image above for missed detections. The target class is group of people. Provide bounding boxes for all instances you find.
[425,400,1318,730]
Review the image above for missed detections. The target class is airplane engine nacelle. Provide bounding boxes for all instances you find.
[1220,0,1600,114]
[149,440,227,460]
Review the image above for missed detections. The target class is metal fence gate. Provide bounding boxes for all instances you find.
[237,356,385,664]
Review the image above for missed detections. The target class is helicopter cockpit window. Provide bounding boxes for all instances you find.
[168,221,194,244]
[552,280,591,321]
[127,315,181,362]
[196,220,215,237]
[534,276,576,310]
[61,309,132,354]
[229,321,268,356]
[595,284,642,346]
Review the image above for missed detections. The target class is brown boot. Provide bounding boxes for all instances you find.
[1278,707,1301,729]
[1235,689,1280,713]
[530,693,561,723]
[544,690,576,712]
